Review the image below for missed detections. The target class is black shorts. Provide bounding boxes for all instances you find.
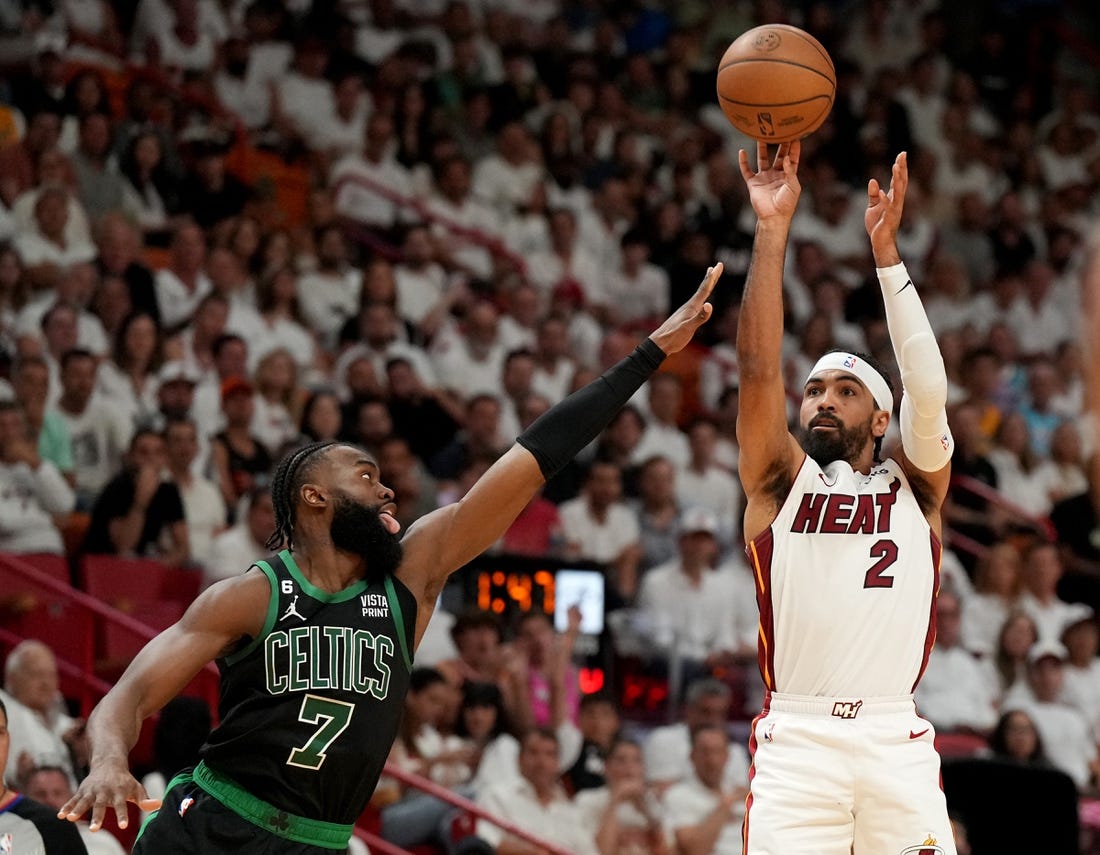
[133,772,352,855]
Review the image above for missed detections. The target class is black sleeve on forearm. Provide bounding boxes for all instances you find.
[517,338,666,479]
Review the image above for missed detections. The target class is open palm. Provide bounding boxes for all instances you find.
[865,151,908,246]
[738,140,802,220]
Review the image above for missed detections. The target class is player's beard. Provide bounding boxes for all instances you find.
[800,414,875,468]
[329,491,404,584]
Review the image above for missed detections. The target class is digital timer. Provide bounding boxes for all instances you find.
[476,569,556,615]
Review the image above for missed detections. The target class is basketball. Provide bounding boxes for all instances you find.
[716,24,836,143]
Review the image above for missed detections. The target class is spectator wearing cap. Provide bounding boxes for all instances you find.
[1060,610,1100,739]
[55,348,132,508]
[636,507,741,666]
[210,374,271,517]
[1002,640,1099,788]
[82,426,188,565]
[915,591,998,734]
[146,359,200,435]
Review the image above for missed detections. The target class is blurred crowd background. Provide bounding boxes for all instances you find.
[0,0,1099,852]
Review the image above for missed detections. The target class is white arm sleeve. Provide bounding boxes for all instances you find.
[878,263,954,472]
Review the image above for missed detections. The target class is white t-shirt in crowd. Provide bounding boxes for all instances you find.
[476,778,598,855]
[663,772,745,855]
[154,268,213,329]
[57,397,133,497]
[557,498,639,565]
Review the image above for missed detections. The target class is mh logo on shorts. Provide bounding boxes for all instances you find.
[831,700,863,719]
[899,835,945,855]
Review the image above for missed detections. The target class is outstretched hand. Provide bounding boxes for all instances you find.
[59,762,161,832]
[650,263,723,355]
[865,151,908,253]
[737,140,802,221]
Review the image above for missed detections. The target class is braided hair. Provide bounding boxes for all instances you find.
[266,439,342,551]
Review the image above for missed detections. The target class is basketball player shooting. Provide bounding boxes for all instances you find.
[57,266,723,854]
[735,141,957,854]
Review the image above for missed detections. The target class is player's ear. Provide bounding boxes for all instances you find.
[872,409,890,438]
[300,483,327,507]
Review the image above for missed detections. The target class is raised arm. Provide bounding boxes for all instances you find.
[735,141,807,542]
[397,265,724,639]
[59,572,271,831]
[866,152,953,525]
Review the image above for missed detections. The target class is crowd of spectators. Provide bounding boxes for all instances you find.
[1,0,1100,850]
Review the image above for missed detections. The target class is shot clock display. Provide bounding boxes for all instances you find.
[463,555,606,634]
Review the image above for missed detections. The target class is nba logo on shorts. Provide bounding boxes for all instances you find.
[179,796,195,817]
[763,722,776,742]
[0,832,12,854]
[843,355,857,369]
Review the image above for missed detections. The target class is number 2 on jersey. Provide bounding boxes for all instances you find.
[863,539,898,588]
[287,694,355,770]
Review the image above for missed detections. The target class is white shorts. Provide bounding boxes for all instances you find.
[743,692,957,855]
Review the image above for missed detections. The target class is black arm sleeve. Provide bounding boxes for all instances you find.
[516,338,666,479]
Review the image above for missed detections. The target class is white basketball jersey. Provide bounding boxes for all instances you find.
[745,456,940,698]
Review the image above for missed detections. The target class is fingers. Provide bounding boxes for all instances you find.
[772,142,789,171]
[694,263,723,304]
[737,148,754,181]
[89,800,106,833]
[867,178,881,205]
[112,793,130,829]
[756,140,768,171]
[59,793,88,822]
[137,798,163,812]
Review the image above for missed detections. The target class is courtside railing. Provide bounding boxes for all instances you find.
[0,552,219,715]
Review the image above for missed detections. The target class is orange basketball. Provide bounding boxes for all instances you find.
[716,24,836,143]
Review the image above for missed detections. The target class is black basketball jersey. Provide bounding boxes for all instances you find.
[200,549,417,825]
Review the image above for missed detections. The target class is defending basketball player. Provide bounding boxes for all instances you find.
[57,266,723,853]
[735,141,957,855]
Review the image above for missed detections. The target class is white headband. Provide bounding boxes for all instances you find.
[805,352,893,413]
